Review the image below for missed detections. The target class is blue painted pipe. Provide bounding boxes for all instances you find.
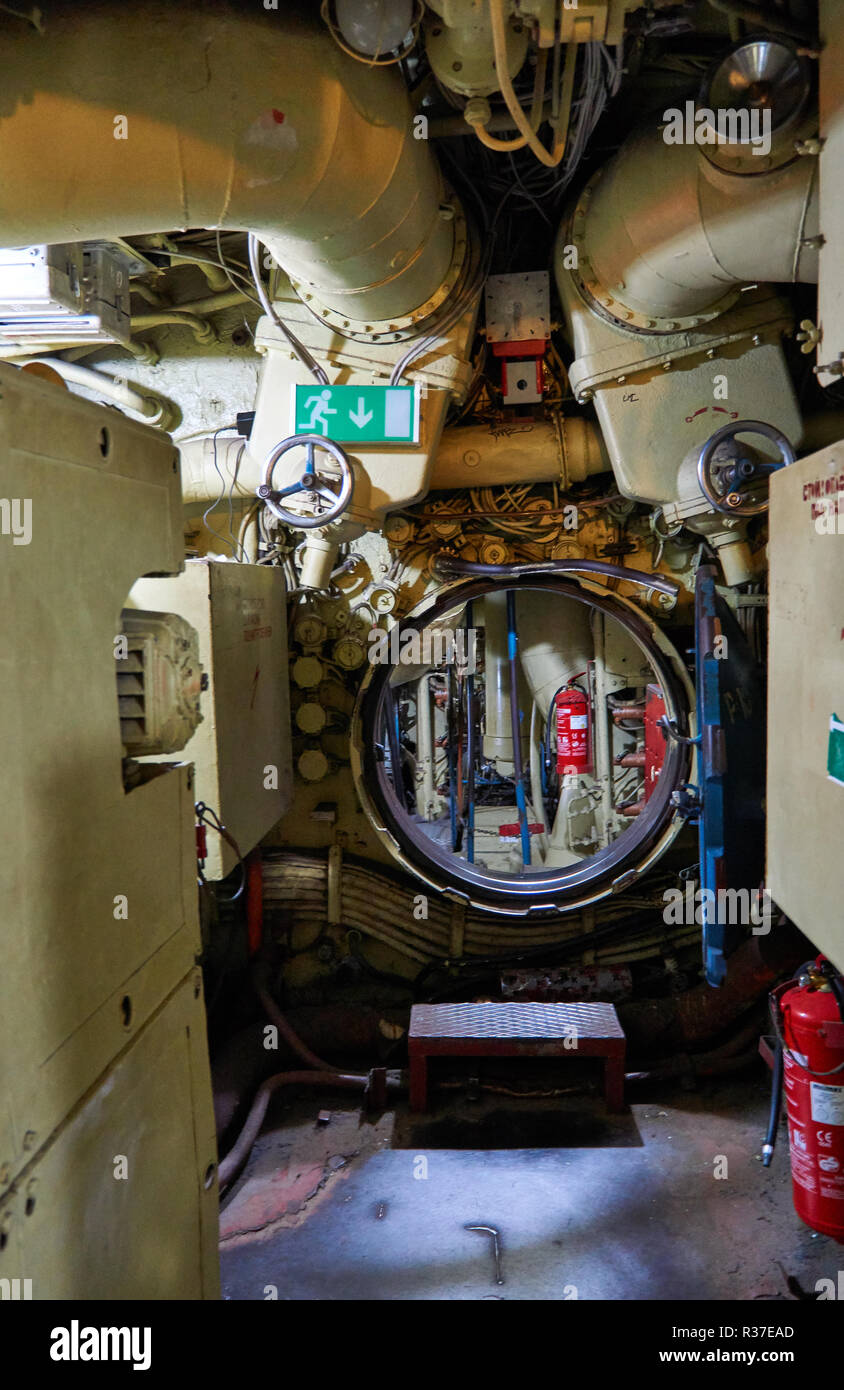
[505,590,531,867]
[448,666,458,851]
[466,601,475,863]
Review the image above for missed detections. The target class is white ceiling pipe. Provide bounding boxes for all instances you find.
[17,359,172,427]
[0,1,454,328]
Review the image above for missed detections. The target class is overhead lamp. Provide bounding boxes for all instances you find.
[699,34,811,143]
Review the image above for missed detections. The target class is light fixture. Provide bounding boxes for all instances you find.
[326,0,417,63]
[700,34,811,140]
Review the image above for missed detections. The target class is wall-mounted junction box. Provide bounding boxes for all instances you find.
[0,242,131,348]
[130,559,293,879]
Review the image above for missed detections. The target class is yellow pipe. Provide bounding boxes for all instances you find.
[487,0,569,167]
[469,48,548,153]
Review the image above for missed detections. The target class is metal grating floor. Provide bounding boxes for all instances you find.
[409,1001,625,1042]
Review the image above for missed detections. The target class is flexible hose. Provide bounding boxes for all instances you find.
[255,977,341,1074]
[487,0,571,167]
[218,1070,369,1189]
[762,1038,784,1167]
[828,971,844,1020]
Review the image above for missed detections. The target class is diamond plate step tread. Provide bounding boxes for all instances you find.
[409,1001,625,1042]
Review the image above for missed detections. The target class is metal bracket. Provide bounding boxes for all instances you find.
[670,782,702,819]
[658,716,701,749]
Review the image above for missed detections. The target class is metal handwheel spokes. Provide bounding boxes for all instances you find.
[257,432,354,529]
[696,419,796,518]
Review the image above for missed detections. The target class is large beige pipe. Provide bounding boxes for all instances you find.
[429,416,608,490]
[515,592,592,716]
[570,123,819,325]
[0,1,453,326]
[178,414,609,505]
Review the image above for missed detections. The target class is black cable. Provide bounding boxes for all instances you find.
[201,424,241,557]
[411,902,673,996]
[247,234,328,385]
[761,1039,784,1166]
[195,801,246,903]
[825,965,844,1021]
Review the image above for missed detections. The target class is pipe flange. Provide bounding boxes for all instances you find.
[699,110,820,176]
[565,174,740,336]
[697,36,814,176]
[288,205,469,344]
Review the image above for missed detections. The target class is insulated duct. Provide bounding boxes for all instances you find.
[565,122,820,333]
[177,414,608,506]
[0,1,456,329]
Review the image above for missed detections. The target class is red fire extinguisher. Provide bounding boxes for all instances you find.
[555,685,592,775]
[765,957,844,1242]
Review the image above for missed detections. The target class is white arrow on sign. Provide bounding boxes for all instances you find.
[349,398,374,429]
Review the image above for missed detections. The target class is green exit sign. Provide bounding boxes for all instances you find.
[293,383,419,445]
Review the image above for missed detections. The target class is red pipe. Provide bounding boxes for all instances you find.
[218,1071,369,1189]
[611,705,645,723]
[616,751,646,767]
[619,931,809,1052]
[245,850,264,958]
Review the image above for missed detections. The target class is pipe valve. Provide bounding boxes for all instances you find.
[258,433,354,530]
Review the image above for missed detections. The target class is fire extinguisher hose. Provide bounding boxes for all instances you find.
[828,970,844,1019]
[762,1037,784,1167]
[761,961,844,1166]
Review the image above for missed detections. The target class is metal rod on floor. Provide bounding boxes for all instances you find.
[506,589,531,867]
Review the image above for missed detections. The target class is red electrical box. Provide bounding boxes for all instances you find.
[556,686,592,774]
[643,683,667,801]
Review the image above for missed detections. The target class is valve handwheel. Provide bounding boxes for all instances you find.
[696,419,796,518]
[258,433,354,529]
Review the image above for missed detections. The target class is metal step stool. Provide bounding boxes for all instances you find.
[408,1001,626,1113]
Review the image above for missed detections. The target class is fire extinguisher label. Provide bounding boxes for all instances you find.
[810,1082,844,1126]
[788,1124,817,1192]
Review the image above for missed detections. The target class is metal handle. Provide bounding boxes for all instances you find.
[696,419,795,518]
[658,715,700,748]
[258,432,354,529]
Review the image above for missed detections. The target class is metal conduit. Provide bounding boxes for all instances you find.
[261,852,696,961]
